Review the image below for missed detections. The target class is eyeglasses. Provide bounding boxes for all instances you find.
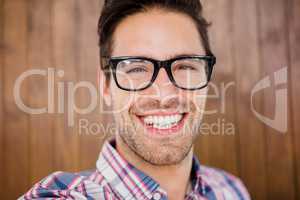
[103,55,216,91]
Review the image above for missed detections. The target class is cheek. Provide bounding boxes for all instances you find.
[111,91,135,127]
[111,87,135,112]
[182,88,208,100]
[181,89,208,111]
[195,89,208,111]
[196,89,208,105]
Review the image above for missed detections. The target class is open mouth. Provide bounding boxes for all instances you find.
[136,113,188,135]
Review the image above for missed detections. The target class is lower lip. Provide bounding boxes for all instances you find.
[137,114,188,135]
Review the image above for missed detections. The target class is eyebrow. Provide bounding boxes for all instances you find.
[128,53,203,61]
[165,53,201,60]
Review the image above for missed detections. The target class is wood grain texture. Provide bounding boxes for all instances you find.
[27,0,54,184]
[289,0,300,198]
[257,0,296,199]
[52,0,80,172]
[232,0,267,199]
[2,0,30,199]
[0,0,4,196]
[77,0,103,170]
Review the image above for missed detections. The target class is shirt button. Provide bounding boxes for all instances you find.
[153,192,162,200]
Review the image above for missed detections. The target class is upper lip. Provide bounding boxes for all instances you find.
[135,111,187,117]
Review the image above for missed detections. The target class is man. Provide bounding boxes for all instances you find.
[21,0,250,199]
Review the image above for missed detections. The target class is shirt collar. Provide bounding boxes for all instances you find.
[96,139,203,200]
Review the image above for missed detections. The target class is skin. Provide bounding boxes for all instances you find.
[99,8,208,200]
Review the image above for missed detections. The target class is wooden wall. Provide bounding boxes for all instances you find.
[0,0,299,199]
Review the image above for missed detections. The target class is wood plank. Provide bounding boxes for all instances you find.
[231,0,267,199]
[197,0,239,175]
[288,0,300,198]
[27,0,54,184]
[258,0,296,199]
[52,0,80,172]
[0,0,4,196]
[2,0,30,198]
[77,0,104,170]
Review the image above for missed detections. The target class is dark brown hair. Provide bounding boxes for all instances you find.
[98,0,212,81]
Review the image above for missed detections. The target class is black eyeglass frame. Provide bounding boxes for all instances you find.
[103,55,216,91]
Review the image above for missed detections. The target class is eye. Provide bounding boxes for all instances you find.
[126,67,148,74]
[176,65,197,71]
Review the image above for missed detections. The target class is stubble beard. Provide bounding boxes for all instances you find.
[116,111,203,166]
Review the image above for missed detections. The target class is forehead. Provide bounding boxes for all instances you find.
[111,9,205,60]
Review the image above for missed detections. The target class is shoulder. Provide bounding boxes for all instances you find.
[199,165,251,200]
[19,170,115,199]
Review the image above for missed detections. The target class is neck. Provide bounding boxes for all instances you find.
[116,136,193,200]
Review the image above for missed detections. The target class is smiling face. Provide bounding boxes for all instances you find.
[101,8,208,165]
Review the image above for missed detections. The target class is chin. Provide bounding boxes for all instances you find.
[122,131,194,166]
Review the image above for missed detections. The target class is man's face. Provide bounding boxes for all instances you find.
[102,9,208,165]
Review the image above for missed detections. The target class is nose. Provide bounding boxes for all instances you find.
[150,68,178,99]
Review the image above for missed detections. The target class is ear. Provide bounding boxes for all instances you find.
[98,67,112,106]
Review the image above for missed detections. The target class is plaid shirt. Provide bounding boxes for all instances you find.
[20,140,251,200]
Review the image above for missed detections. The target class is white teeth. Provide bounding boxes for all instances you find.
[142,114,183,129]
